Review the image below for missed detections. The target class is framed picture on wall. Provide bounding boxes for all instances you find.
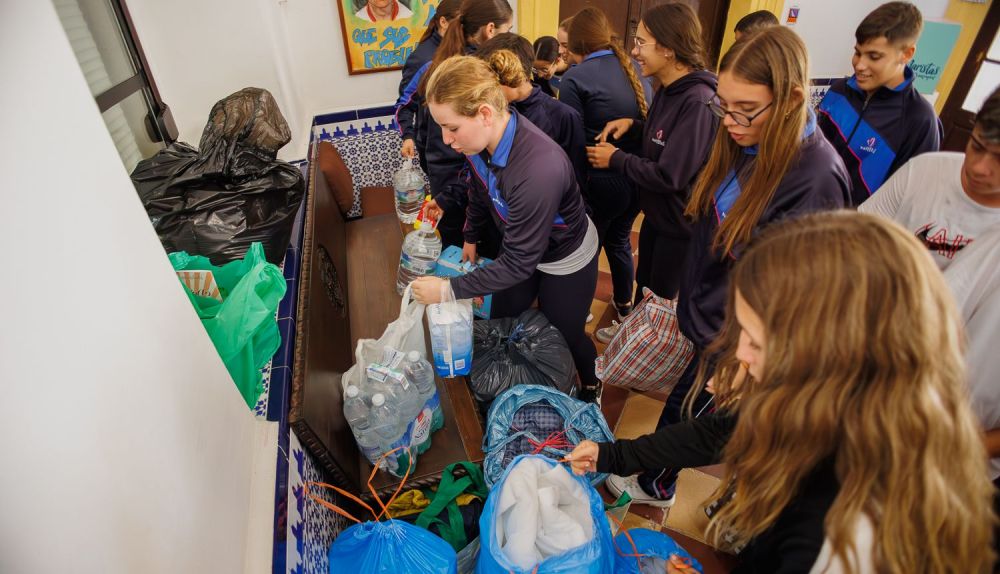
[335,0,439,74]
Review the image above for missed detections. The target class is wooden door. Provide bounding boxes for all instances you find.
[558,0,632,43]
[939,3,1000,152]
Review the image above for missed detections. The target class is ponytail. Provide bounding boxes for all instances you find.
[418,0,513,96]
[610,41,648,119]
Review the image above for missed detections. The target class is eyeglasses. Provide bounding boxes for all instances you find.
[706,95,773,127]
[632,36,653,49]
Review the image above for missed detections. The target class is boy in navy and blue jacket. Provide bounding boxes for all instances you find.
[817,1,940,206]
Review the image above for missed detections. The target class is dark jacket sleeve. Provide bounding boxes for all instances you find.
[394,62,430,141]
[609,97,717,196]
[596,413,736,476]
[559,107,588,193]
[451,150,568,299]
[462,163,487,245]
[888,99,940,179]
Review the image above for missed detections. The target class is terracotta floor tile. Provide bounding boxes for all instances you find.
[662,528,738,574]
[663,469,720,544]
[594,271,613,303]
[614,392,664,440]
[585,299,608,336]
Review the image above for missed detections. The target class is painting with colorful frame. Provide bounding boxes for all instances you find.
[336,0,439,74]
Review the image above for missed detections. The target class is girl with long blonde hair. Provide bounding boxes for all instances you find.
[409,55,604,402]
[560,6,652,328]
[604,26,852,508]
[570,211,996,572]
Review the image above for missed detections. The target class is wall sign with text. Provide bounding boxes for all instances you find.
[336,0,439,74]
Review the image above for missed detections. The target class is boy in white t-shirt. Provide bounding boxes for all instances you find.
[944,224,1000,479]
[860,86,1000,270]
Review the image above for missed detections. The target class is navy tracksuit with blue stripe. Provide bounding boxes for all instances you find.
[514,85,587,195]
[638,111,852,500]
[817,66,940,206]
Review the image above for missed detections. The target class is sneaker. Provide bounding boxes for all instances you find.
[595,320,621,344]
[605,474,676,508]
[579,381,603,405]
[586,312,594,323]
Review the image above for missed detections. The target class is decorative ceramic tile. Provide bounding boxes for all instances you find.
[287,432,348,574]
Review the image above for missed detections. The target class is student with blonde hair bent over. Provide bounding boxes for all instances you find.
[410,55,603,402]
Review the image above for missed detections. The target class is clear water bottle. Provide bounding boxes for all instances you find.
[396,219,442,295]
[354,425,382,464]
[369,393,401,446]
[393,161,427,224]
[403,351,444,428]
[343,385,370,432]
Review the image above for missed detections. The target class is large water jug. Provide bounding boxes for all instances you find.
[396,220,442,295]
[393,161,427,224]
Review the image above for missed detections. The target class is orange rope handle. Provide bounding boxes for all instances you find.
[607,511,647,570]
[304,481,378,524]
[369,446,415,522]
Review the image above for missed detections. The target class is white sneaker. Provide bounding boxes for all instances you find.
[595,320,621,344]
[586,312,595,323]
[604,474,676,508]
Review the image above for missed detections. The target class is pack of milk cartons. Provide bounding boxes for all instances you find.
[434,244,492,320]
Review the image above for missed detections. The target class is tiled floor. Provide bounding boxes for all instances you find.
[589,215,739,573]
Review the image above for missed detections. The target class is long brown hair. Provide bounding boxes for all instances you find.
[684,26,809,255]
[566,7,648,119]
[419,0,462,43]
[641,2,708,71]
[705,211,995,572]
[418,0,513,95]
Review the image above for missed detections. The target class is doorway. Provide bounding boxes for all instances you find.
[939,3,1000,152]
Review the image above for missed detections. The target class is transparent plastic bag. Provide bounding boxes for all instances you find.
[427,280,473,378]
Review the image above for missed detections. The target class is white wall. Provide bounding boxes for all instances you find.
[128,0,517,161]
[0,1,264,571]
[779,0,949,78]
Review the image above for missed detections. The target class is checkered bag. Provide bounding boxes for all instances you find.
[595,288,694,392]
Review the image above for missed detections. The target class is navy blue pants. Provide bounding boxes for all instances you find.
[637,347,715,499]
[490,252,600,390]
[586,173,639,307]
[634,219,689,302]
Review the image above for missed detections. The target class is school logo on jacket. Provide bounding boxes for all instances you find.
[651,129,666,147]
[859,137,878,155]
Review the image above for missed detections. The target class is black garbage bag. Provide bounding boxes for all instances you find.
[131,87,305,265]
[469,309,578,407]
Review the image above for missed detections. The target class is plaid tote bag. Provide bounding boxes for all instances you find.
[594,288,694,392]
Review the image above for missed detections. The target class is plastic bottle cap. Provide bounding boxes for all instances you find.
[371,393,386,407]
[346,386,359,398]
[407,350,420,362]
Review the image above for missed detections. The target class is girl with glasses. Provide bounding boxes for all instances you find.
[604,26,852,508]
[586,3,719,346]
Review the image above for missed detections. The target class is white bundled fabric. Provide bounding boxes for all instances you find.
[495,457,594,570]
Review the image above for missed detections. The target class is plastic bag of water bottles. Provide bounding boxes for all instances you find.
[427,281,474,378]
[341,285,438,476]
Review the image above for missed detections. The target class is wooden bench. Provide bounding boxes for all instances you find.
[289,141,484,499]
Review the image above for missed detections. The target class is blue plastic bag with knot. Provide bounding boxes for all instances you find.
[483,385,614,488]
[475,455,614,574]
[611,528,703,573]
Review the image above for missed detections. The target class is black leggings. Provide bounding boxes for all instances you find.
[586,173,639,306]
[490,252,600,389]
[634,219,689,302]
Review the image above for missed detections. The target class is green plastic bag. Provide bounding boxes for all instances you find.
[169,242,287,408]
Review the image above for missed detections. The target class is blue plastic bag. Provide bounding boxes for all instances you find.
[611,528,703,573]
[476,455,615,574]
[329,520,458,573]
[483,385,615,488]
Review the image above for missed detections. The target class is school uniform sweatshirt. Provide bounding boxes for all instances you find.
[394,31,441,143]
[678,113,851,348]
[608,70,719,236]
[450,111,590,299]
[514,84,587,193]
[817,67,940,206]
